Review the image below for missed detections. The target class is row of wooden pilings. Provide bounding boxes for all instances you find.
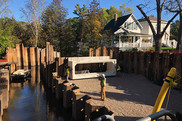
[89,46,119,59]
[7,43,61,73]
[118,52,182,85]
[0,68,10,121]
[40,42,114,121]
[0,43,46,121]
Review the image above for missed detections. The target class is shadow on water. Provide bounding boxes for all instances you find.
[3,66,72,121]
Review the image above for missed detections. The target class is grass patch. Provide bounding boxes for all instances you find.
[161,47,176,51]
[149,47,176,51]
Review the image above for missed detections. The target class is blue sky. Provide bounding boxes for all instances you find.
[7,0,179,22]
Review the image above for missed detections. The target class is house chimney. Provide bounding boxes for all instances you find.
[114,13,118,22]
[114,13,118,26]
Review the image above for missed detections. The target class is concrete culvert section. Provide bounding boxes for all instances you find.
[68,56,117,79]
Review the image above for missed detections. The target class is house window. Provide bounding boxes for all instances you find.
[128,23,132,30]
[135,36,139,42]
[124,23,127,28]
[133,22,137,30]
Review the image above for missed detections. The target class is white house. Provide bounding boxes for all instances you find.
[104,14,177,50]
[139,16,177,48]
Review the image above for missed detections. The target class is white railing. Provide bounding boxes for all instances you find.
[141,42,153,47]
[115,42,152,48]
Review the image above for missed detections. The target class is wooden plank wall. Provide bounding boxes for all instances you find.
[119,51,182,85]
[6,43,62,73]
[89,47,182,85]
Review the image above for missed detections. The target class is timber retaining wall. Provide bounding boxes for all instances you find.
[40,42,114,121]
[89,46,182,86]
[0,68,10,121]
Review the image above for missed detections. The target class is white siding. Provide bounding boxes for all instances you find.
[140,20,171,45]
[121,15,142,33]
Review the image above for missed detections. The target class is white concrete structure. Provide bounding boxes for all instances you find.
[68,56,117,80]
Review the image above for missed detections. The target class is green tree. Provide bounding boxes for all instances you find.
[106,6,120,21]
[73,4,88,53]
[13,21,34,47]
[100,3,133,26]
[41,0,67,50]
[0,17,18,55]
[61,18,78,57]
[170,20,179,41]
[165,0,182,50]
[85,0,102,48]
[119,3,133,16]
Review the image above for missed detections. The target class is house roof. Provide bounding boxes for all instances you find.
[104,14,132,32]
[138,16,167,22]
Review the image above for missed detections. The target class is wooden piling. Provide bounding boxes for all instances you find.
[29,47,36,66]
[35,47,40,66]
[89,48,94,56]
[72,90,91,121]
[96,47,101,56]
[16,44,21,67]
[40,49,45,64]
[20,44,24,68]
[113,47,119,59]
[153,52,161,83]
[102,46,107,56]
[128,52,133,73]
[0,85,8,109]
[24,47,28,67]
[144,52,152,78]
[49,45,54,63]
[109,48,113,59]
[123,52,128,73]
[7,48,16,73]
[63,83,79,109]
[0,92,3,116]
[139,52,145,75]
[46,42,50,63]
[161,53,170,79]
[85,99,105,121]
[133,52,138,73]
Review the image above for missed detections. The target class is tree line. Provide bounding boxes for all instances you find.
[0,0,133,57]
[1,0,182,58]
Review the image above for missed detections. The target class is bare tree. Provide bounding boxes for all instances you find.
[22,0,45,47]
[137,0,179,52]
[165,0,182,50]
[0,0,11,17]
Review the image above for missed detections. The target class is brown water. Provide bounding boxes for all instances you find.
[3,67,72,121]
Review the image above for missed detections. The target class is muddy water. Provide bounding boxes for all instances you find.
[3,67,72,121]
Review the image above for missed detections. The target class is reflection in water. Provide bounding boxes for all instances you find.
[3,67,72,121]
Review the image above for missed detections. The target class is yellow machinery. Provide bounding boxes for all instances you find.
[152,67,178,114]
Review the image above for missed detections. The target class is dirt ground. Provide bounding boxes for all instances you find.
[70,73,182,121]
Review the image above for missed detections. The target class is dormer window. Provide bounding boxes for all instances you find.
[124,23,127,28]
[134,22,138,30]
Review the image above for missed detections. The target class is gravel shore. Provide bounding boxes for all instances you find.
[70,73,182,121]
